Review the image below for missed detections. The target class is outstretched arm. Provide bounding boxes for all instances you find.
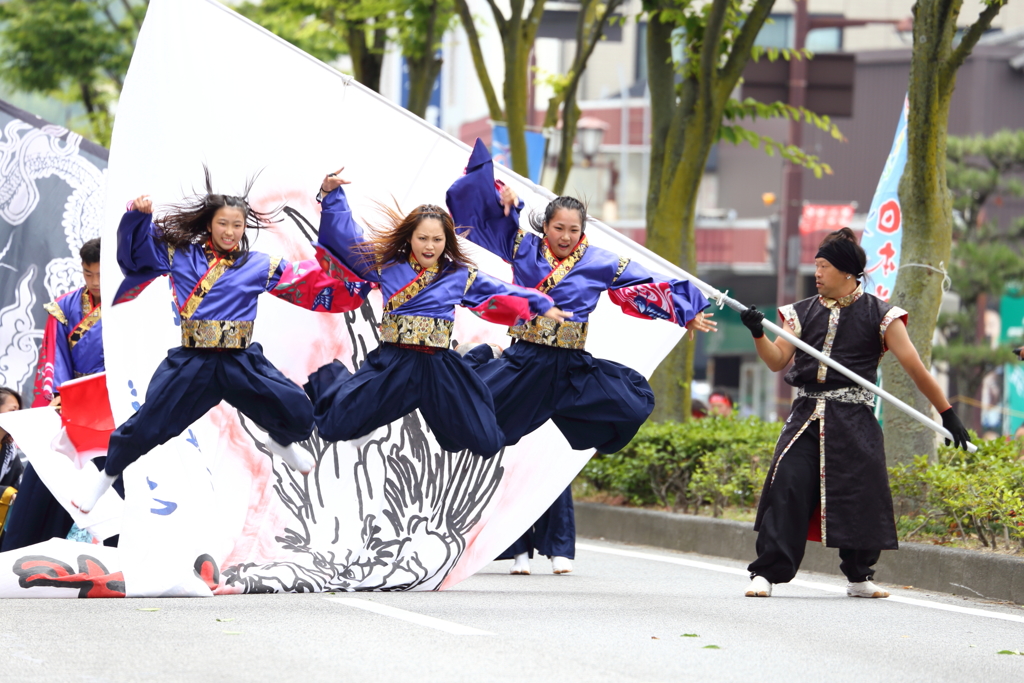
[740,306,797,372]
[266,255,369,314]
[316,170,380,282]
[446,139,524,262]
[112,195,172,304]
[463,269,569,325]
[885,318,970,449]
[608,258,713,330]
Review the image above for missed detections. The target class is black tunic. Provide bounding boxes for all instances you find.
[753,286,908,549]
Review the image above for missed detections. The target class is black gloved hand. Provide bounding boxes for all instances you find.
[740,306,765,339]
[940,407,971,450]
[1013,346,1023,360]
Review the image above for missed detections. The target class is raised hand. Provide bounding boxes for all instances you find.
[321,167,352,195]
[132,195,154,214]
[498,182,519,217]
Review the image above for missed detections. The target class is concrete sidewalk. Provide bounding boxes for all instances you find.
[576,502,1024,604]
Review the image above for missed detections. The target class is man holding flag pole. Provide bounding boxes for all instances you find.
[739,228,971,599]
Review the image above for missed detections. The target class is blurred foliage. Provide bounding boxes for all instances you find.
[0,0,147,145]
[580,416,778,516]
[934,130,1024,412]
[890,435,1024,550]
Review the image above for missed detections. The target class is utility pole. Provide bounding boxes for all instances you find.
[774,0,809,417]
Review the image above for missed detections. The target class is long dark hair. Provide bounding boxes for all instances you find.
[154,166,278,266]
[358,202,475,270]
[528,196,588,235]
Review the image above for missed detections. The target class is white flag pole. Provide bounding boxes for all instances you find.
[594,228,977,453]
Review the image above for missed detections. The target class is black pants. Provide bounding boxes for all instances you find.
[497,485,576,560]
[748,423,880,584]
[106,344,314,477]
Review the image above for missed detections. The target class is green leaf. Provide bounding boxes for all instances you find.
[682,633,699,637]
[703,645,721,649]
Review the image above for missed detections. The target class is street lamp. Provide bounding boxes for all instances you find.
[576,116,609,166]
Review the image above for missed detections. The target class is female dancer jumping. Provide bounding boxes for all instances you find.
[305,168,569,458]
[74,170,369,513]
[446,140,716,573]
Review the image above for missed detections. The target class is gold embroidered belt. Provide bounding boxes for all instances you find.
[379,314,454,348]
[508,317,588,350]
[181,320,254,349]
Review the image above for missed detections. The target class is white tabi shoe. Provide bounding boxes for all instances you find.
[72,472,118,514]
[745,575,772,597]
[846,580,889,598]
[509,552,531,575]
[268,438,316,474]
[551,556,573,574]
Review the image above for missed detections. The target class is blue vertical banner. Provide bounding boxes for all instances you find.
[491,123,547,185]
[861,96,909,302]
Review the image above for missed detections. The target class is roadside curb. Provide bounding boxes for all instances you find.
[576,502,1024,604]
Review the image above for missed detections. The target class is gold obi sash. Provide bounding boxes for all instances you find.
[380,314,454,348]
[509,317,588,350]
[181,320,254,349]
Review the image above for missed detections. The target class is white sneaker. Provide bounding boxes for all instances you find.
[847,580,889,598]
[268,438,315,474]
[745,575,772,597]
[72,472,118,514]
[509,552,530,575]
[551,556,573,574]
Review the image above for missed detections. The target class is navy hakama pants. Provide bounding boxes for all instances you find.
[497,485,576,560]
[305,344,505,458]
[105,344,314,477]
[1,461,124,552]
[465,341,654,454]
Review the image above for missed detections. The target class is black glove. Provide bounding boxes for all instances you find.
[740,306,765,339]
[1013,347,1023,360]
[940,407,971,450]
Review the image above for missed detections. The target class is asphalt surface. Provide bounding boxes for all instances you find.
[2,538,1024,682]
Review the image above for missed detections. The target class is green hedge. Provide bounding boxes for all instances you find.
[889,436,1024,550]
[584,417,1024,550]
[580,416,779,516]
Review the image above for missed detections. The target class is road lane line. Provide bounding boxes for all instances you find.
[577,543,1024,624]
[325,597,495,635]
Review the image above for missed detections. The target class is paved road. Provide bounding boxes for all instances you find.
[2,538,1023,682]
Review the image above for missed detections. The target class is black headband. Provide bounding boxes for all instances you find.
[815,239,864,277]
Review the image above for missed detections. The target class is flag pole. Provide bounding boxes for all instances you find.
[590,226,975,453]
[694,276,976,453]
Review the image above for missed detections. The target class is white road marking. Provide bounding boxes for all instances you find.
[326,597,495,635]
[577,543,1024,625]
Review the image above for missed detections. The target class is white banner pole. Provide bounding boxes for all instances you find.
[593,228,976,453]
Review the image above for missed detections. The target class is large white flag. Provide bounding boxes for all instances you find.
[0,0,686,597]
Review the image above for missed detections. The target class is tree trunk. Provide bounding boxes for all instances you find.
[503,36,532,177]
[406,55,443,118]
[881,3,957,465]
[647,116,712,421]
[346,22,384,93]
[552,95,579,194]
[404,1,443,119]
